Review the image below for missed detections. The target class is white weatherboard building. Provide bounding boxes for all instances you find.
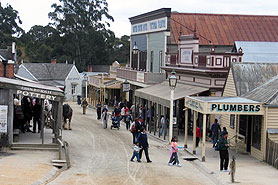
[16,63,82,101]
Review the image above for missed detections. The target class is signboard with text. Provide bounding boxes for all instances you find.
[0,105,8,133]
[137,72,145,83]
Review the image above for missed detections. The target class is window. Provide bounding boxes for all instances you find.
[150,51,154,72]
[159,51,162,72]
[207,57,211,65]
[239,115,247,136]
[252,116,262,150]
[72,84,76,95]
[230,115,235,129]
[216,58,222,65]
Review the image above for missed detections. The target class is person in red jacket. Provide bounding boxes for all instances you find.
[196,125,201,147]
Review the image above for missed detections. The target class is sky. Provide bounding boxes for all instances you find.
[2,0,278,37]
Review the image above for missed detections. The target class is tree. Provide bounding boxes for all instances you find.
[111,35,130,64]
[48,0,114,71]
[0,2,23,48]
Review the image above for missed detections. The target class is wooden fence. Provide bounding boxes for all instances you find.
[266,138,278,169]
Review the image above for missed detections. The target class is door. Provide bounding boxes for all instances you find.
[246,116,252,153]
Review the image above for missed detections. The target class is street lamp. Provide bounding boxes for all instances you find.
[168,70,177,144]
[85,74,88,100]
[132,42,139,69]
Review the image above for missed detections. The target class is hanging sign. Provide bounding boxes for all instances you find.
[0,105,8,133]
[122,81,130,92]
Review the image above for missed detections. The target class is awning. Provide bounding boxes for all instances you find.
[184,96,265,115]
[103,80,121,89]
[135,81,208,107]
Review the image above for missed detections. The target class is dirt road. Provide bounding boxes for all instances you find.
[48,102,216,185]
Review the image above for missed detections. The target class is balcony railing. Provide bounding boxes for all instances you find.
[117,68,166,84]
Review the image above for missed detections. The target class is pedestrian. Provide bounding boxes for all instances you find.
[121,106,126,122]
[113,105,121,127]
[196,125,201,147]
[13,99,25,132]
[130,104,135,120]
[135,118,143,139]
[125,112,132,130]
[229,156,236,183]
[113,96,118,107]
[130,121,136,144]
[81,99,88,114]
[160,115,165,136]
[219,130,229,172]
[211,119,221,146]
[32,99,42,133]
[102,109,108,129]
[139,105,143,118]
[137,127,152,163]
[168,137,182,167]
[97,102,101,120]
[130,142,142,162]
[220,127,228,137]
[146,108,151,130]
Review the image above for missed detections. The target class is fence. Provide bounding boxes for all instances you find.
[266,138,278,169]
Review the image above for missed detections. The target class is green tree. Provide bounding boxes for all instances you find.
[48,0,114,71]
[0,2,23,48]
[111,35,130,64]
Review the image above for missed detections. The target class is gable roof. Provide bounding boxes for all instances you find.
[21,63,75,81]
[171,12,278,46]
[0,48,12,61]
[231,63,278,96]
[234,41,278,63]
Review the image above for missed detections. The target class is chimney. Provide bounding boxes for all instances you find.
[51,58,56,64]
[88,65,93,72]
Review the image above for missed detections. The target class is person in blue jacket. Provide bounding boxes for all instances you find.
[137,127,152,163]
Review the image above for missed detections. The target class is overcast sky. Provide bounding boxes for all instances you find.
[2,0,278,37]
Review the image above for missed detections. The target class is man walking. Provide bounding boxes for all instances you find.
[137,127,152,163]
[211,119,221,146]
[219,130,229,172]
[81,99,88,114]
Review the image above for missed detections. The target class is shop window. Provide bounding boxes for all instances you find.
[252,116,262,150]
[72,84,76,95]
[150,51,154,72]
[230,114,235,129]
[239,115,247,136]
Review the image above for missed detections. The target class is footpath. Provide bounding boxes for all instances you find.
[147,130,278,185]
[0,150,58,185]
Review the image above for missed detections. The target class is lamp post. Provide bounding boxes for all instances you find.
[132,42,139,69]
[85,75,88,101]
[168,70,177,144]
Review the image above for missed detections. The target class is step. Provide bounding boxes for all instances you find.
[11,146,59,151]
[11,143,59,148]
[51,159,66,163]
[52,163,65,168]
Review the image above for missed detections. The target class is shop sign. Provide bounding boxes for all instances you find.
[137,72,145,83]
[185,99,203,112]
[17,90,57,100]
[0,105,8,133]
[122,81,130,92]
[210,103,261,113]
[131,17,167,35]
[180,49,192,64]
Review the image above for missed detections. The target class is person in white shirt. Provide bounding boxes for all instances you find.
[130,142,141,162]
[160,116,165,136]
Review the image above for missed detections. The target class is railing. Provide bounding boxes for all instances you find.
[117,68,166,84]
[57,138,71,169]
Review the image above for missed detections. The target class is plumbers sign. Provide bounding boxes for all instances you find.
[210,103,262,114]
[17,87,57,101]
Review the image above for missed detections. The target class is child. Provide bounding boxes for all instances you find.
[130,142,141,162]
[229,156,236,183]
[125,113,132,130]
[168,137,182,167]
[102,109,108,129]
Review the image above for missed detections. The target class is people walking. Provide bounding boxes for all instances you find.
[125,112,132,130]
[219,130,229,172]
[160,116,165,136]
[137,127,152,163]
[102,109,108,129]
[211,119,221,146]
[130,121,136,144]
[114,105,121,127]
[135,118,143,139]
[32,99,42,133]
[130,142,141,162]
[196,125,201,147]
[97,102,101,120]
[81,99,88,114]
[168,137,182,167]
[146,108,151,130]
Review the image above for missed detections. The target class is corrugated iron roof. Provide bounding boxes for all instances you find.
[171,12,278,45]
[231,63,278,96]
[234,41,278,63]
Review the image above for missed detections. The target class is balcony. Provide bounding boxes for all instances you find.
[116,68,166,85]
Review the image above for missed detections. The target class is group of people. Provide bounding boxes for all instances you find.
[13,96,48,133]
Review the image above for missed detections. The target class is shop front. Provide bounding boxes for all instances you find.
[0,77,64,145]
[183,96,265,161]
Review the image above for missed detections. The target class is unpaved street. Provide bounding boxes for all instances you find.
[49,102,216,185]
